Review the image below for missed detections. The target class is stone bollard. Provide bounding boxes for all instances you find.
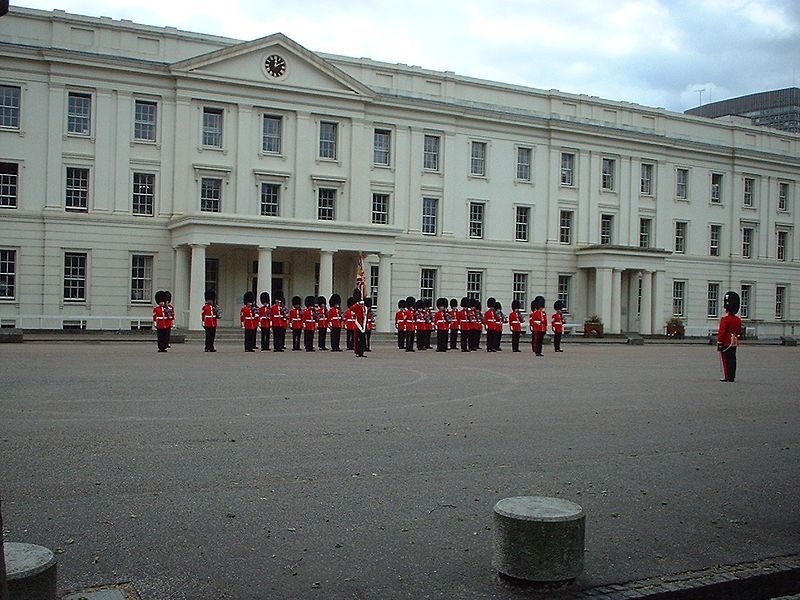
[493,496,585,583]
[3,543,57,600]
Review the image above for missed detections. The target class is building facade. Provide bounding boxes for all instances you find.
[1,8,799,335]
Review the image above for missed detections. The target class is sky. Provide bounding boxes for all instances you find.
[12,0,800,113]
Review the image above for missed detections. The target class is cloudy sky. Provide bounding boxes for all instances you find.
[13,0,800,113]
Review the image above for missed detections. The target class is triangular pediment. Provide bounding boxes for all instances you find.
[170,33,374,99]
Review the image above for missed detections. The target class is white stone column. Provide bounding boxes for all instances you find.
[319,250,334,301]
[378,253,393,332]
[640,271,653,335]
[189,243,208,331]
[575,268,588,321]
[652,270,665,335]
[257,246,274,298]
[595,267,613,331]
[626,270,640,332]
[611,268,622,334]
[173,246,190,329]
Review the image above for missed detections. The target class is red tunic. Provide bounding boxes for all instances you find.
[508,310,522,333]
[153,305,171,329]
[551,311,564,334]
[434,309,449,331]
[395,309,405,331]
[270,303,287,328]
[201,303,218,328]
[302,307,316,331]
[530,309,547,333]
[718,314,743,349]
[258,304,271,329]
[240,305,258,330]
[328,307,342,329]
[344,308,356,331]
[289,307,302,330]
[449,308,459,330]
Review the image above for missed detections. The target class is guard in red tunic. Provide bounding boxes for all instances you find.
[316,296,329,350]
[551,300,565,353]
[153,290,170,352]
[509,300,523,352]
[302,295,317,352]
[201,288,219,352]
[530,295,547,357]
[717,291,743,382]
[344,297,356,351]
[493,301,506,351]
[434,297,449,352]
[458,297,470,352]
[364,297,375,351]
[164,290,175,348]
[270,296,287,352]
[404,296,417,352]
[449,298,459,350]
[258,291,271,351]
[328,294,343,352]
[395,298,407,350]
[483,298,497,352]
[240,291,258,352]
[352,289,368,357]
[289,295,303,351]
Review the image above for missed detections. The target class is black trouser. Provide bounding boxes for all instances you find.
[449,329,458,349]
[355,331,367,356]
[292,328,302,350]
[486,330,496,351]
[244,328,257,351]
[272,327,286,351]
[346,329,354,350]
[533,331,544,355]
[436,330,448,352]
[304,329,315,351]
[405,329,415,352]
[417,329,425,350]
[460,329,470,351]
[330,327,341,351]
[496,331,503,351]
[156,328,169,351]
[398,330,406,349]
[511,331,521,352]
[260,327,271,351]
[204,326,216,351]
[470,329,480,351]
[553,332,562,352]
[366,330,372,350]
[721,347,737,381]
[318,328,327,350]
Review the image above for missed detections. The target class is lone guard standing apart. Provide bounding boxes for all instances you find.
[717,291,742,382]
[552,300,565,353]
[153,290,170,352]
[201,289,219,352]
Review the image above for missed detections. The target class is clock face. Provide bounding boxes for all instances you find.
[265,54,287,78]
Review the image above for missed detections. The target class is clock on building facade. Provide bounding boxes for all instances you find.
[264,54,287,78]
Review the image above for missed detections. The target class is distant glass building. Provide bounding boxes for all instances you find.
[685,88,800,133]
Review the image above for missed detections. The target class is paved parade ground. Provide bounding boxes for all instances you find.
[1,339,798,599]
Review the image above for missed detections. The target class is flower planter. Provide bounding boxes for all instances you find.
[666,325,684,338]
[583,323,604,338]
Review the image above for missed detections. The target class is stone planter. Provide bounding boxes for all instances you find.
[583,323,603,338]
[666,324,684,338]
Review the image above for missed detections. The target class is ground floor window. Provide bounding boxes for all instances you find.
[420,268,436,303]
[558,275,571,313]
[131,254,153,303]
[0,248,15,299]
[512,273,528,310]
[466,270,482,303]
[672,280,685,317]
[64,252,87,302]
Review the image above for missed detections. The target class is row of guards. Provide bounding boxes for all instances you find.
[394,296,566,355]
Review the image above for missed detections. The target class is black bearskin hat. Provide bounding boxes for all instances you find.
[398,298,407,309]
[406,296,416,307]
[460,297,469,308]
[353,288,362,302]
[291,295,301,308]
[304,295,315,308]
[450,298,458,308]
[155,290,166,304]
[436,297,448,309]
[486,297,496,309]
[260,291,270,305]
[243,291,255,305]
[530,300,537,312]
[415,299,424,310]
[317,296,327,306]
[511,299,520,310]
[554,300,564,311]
[494,301,502,311]
[329,293,341,307]
[723,291,740,315]
[346,296,355,308]
[274,295,284,304]
[204,289,216,302]
[364,297,373,308]
[533,295,546,310]
[164,290,172,302]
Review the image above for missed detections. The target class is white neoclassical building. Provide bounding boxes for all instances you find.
[0,7,798,335]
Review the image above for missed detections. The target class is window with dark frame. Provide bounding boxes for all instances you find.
[775,286,786,319]
[559,210,573,244]
[639,218,652,248]
[420,268,436,302]
[600,214,614,245]
[67,92,91,135]
[0,249,15,299]
[740,284,751,319]
[710,224,721,256]
[371,193,389,224]
[560,152,575,186]
[601,158,615,190]
[319,121,337,159]
[373,129,391,166]
[0,85,21,129]
[470,141,487,176]
[513,272,528,309]
[707,282,719,317]
[317,188,336,220]
[672,280,685,316]
[0,162,18,208]
[65,167,89,212]
[262,115,282,154]
[742,227,753,258]
[260,182,280,217]
[711,173,723,204]
[202,107,223,148]
[466,270,482,302]
[640,163,654,195]
[778,182,789,211]
[558,275,571,313]
[515,206,529,242]
[422,197,438,235]
[777,230,788,261]
[743,177,755,207]
[516,147,531,181]
[676,168,688,199]
[469,202,484,238]
[200,177,221,212]
[423,134,440,171]
[132,172,155,216]
[134,100,157,142]
[675,221,687,253]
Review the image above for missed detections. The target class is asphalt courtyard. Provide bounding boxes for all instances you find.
[1,338,798,599]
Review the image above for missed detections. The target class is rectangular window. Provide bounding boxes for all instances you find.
[560,152,575,186]
[371,192,389,224]
[778,182,789,212]
[516,147,531,181]
[0,85,21,129]
[466,270,482,302]
[672,280,685,317]
[515,206,530,242]
[260,183,280,217]
[711,173,723,204]
[370,265,379,308]
[0,249,15,300]
[710,224,721,257]
[132,172,155,216]
[134,100,157,142]
[422,197,438,235]
[777,230,788,261]
[740,284,751,319]
[262,115,282,154]
[469,202,484,239]
[559,210,573,244]
[423,134,440,171]
[130,254,153,303]
[373,128,391,166]
[64,252,87,302]
[513,273,528,310]
[675,221,687,253]
[741,227,753,258]
[0,162,19,208]
[420,268,437,302]
[775,286,786,320]
[640,163,654,195]
[707,282,720,318]
[200,177,221,212]
[67,92,91,135]
[470,141,487,176]
[317,188,336,220]
[600,214,614,245]
[743,177,755,207]
[558,275,571,313]
[65,167,89,212]
[639,218,652,248]
[676,168,689,199]
[319,121,338,159]
[205,258,219,294]
[202,107,223,148]
[601,157,615,190]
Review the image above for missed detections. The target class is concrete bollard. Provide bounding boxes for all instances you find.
[493,496,585,583]
[3,543,57,600]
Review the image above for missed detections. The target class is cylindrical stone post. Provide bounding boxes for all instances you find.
[3,543,57,600]
[493,496,585,583]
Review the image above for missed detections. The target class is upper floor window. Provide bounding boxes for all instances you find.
[640,163,654,196]
[130,254,153,303]
[65,167,89,212]
[601,158,615,191]
[469,201,485,239]
[561,152,575,186]
[202,107,223,148]
[0,162,19,208]
[600,214,614,245]
[777,230,789,261]
[317,188,336,220]
[132,172,155,216]
[262,115,282,154]
[639,218,652,248]
[778,182,790,212]
[423,134,440,171]
[741,226,753,258]
[515,206,530,242]
[67,92,91,136]
[711,173,723,204]
[709,224,722,256]
[559,210,573,244]
[516,147,531,181]
[64,251,87,302]
[743,177,755,207]
[0,85,21,129]
[260,183,280,217]
[0,249,16,300]
[134,100,157,142]
[371,192,389,224]
[676,168,689,200]
[775,285,787,320]
[707,282,720,318]
[422,197,438,235]
[470,141,487,176]
[200,177,221,212]
[674,221,687,253]
[319,121,338,160]
[373,129,391,166]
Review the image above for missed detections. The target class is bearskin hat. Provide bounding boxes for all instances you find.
[346,296,355,308]
[364,297,373,308]
[723,291,740,315]
[244,291,256,305]
[450,298,458,308]
[512,299,520,310]
[155,290,166,304]
[460,297,469,308]
[329,293,341,307]
[406,296,416,307]
[398,298,407,309]
[494,301,502,311]
[533,295,546,310]
[353,288,362,302]
[554,300,564,311]
[486,297,496,309]
[164,290,172,302]
[274,295,284,305]
[415,299,424,310]
[260,291,270,305]
[291,295,301,308]
[317,296,327,306]
[204,289,216,302]
[304,295,315,308]
[436,297,448,309]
